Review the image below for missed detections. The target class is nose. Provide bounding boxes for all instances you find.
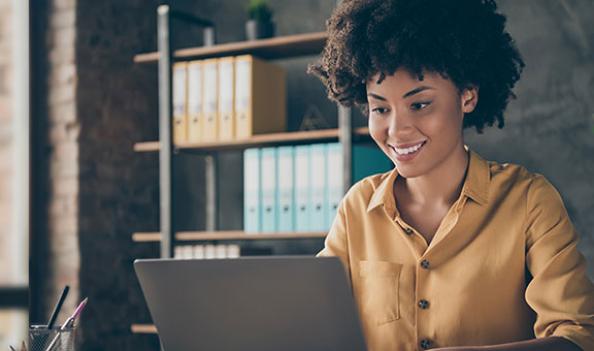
[387,108,413,137]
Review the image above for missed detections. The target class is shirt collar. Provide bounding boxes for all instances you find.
[366,147,490,213]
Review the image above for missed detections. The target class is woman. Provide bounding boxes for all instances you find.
[309,0,594,350]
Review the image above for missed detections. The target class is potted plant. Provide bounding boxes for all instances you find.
[246,0,275,40]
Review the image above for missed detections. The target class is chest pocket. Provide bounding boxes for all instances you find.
[358,260,402,325]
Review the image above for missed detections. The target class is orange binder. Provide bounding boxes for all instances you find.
[218,57,235,141]
[187,60,204,143]
[234,55,286,139]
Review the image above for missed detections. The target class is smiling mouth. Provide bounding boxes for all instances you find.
[390,141,427,156]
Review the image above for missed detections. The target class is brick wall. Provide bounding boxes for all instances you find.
[41,0,80,325]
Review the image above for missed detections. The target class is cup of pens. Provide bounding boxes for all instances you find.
[28,325,76,351]
[12,286,88,351]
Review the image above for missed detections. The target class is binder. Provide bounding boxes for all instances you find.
[173,62,188,144]
[276,146,295,232]
[243,148,261,233]
[187,60,204,143]
[326,143,344,229]
[309,144,327,231]
[227,244,241,258]
[218,57,235,141]
[325,143,393,229]
[294,145,310,232]
[260,147,278,232]
[205,244,216,259]
[193,245,205,259]
[234,55,286,139]
[215,244,228,259]
[353,144,393,183]
[202,58,219,142]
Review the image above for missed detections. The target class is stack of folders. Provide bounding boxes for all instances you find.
[172,55,287,144]
[244,142,393,233]
[174,244,242,259]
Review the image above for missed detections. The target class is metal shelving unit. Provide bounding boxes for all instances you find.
[131,3,363,336]
[134,5,360,260]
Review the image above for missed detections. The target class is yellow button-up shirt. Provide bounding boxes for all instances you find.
[317,149,594,351]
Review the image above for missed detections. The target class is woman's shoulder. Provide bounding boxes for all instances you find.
[340,169,395,208]
[482,155,560,202]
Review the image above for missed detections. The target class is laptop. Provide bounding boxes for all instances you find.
[134,256,367,351]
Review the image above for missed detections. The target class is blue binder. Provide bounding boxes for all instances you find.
[260,147,278,232]
[325,143,344,229]
[309,144,327,231]
[243,148,261,233]
[294,145,310,232]
[276,146,295,232]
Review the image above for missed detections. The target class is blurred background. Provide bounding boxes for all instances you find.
[0,0,592,350]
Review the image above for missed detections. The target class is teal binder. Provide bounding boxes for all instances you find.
[277,146,295,232]
[294,145,310,232]
[260,147,278,232]
[353,144,393,183]
[243,148,261,233]
[309,143,327,231]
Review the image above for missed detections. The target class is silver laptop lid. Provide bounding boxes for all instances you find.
[134,256,367,351]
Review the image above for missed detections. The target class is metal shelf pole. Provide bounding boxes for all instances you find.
[157,5,174,259]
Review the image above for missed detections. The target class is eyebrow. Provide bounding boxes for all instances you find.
[367,86,435,101]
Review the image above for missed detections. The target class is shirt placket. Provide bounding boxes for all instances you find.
[389,197,468,350]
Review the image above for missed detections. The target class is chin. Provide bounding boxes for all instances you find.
[393,164,426,179]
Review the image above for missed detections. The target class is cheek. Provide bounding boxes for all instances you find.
[422,107,464,139]
[368,116,386,142]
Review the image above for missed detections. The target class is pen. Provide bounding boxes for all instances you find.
[44,297,88,351]
[47,286,69,329]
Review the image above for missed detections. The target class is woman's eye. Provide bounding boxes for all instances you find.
[371,107,389,115]
[411,102,431,111]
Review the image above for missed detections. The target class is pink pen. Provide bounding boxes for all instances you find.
[44,297,88,351]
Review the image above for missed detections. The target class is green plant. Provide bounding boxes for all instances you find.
[247,0,273,22]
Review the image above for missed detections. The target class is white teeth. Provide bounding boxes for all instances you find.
[394,142,424,155]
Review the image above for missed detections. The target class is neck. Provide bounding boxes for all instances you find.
[400,142,469,207]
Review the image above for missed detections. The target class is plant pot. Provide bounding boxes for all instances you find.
[246,19,275,40]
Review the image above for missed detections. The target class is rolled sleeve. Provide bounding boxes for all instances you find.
[524,175,594,350]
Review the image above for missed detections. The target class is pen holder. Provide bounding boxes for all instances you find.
[29,325,76,351]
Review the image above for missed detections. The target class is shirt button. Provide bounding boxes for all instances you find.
[404,227,413,235]
[420,259,430,269]
[418,299,430,309]
[420,339,432,349]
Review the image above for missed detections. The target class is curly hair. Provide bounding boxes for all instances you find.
[308,0,525,133]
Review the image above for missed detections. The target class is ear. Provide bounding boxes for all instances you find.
[461,86,479,114]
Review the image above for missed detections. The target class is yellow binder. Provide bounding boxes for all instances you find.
[187,60,204,143]
[202,58,219,142]
[218,57,235,141]
[234,55,286,139]
[172,62,188,144]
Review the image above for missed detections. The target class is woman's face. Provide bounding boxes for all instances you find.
[366,68,478,178]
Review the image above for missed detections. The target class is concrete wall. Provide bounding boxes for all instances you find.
[465,0,594,277]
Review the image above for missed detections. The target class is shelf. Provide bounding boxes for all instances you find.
[134,127,371,153]
[0,285,28,308]
[131,324,157,334]
[132,231,328,242]
[134,31,327,63]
